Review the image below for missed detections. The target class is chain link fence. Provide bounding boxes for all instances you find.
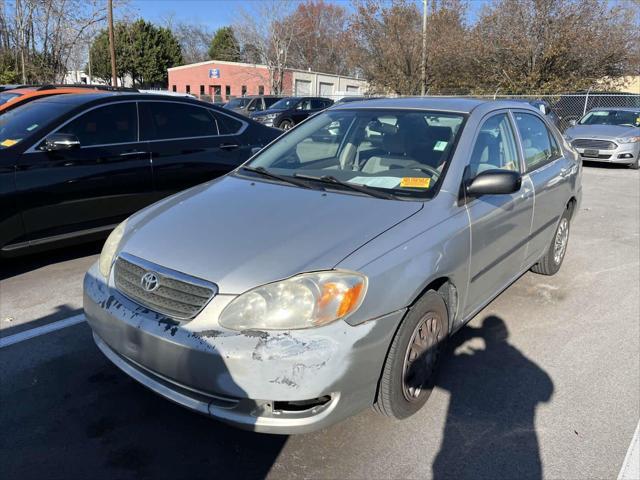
[187,91,640,132]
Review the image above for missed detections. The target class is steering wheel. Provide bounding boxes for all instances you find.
[409,164,441,179]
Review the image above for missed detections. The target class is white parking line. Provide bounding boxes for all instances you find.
[618,420,640,480]
[0,314,86,349]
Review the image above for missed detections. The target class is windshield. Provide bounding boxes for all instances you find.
[0,100,73,149]
[0,92,20,106]
[225,98,251,109]
[244,109,466,199]
[579,110,640,127]
[269,98,298,110]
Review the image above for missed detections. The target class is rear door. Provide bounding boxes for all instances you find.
[463,111,534,317]
[15,101,154,243]
[139,100,249,199]
[512,110,572,265]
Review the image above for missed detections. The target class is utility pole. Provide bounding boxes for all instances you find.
[107,0,117,86]
[421,0,427,96]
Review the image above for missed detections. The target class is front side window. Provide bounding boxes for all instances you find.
[140,102,218,140]
[0,101,74,149]
[579,109,640,127]
[58,103,137,147]
[513,112,559,171]
[245,109,465,199]
[468,113,520,177]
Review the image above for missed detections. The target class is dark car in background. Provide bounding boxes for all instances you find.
[250,96,333,130]
[509,99,562,131]
[224,95,283,117]
[0,93,280,255]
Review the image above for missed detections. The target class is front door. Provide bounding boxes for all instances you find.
[463,111,534,316]
[15,102,153,242]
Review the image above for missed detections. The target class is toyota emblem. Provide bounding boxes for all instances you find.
[140,272,160,292]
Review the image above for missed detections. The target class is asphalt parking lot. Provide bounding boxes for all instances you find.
[0,163,638,480]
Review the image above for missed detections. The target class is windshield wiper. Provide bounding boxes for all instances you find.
[293,173,396,200]
[241,166,319,190]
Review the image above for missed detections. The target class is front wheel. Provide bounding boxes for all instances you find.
[630,159,639,170]
[374,290,448,419]
[279,119,294,130]
[531,207,571,275]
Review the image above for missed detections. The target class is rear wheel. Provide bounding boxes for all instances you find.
[531,207,571,275]
[374,290,448,419]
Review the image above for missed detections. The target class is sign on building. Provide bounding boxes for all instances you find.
[209,68,220,79]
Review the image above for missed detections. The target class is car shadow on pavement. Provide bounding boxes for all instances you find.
[433,315,554,480]
[0,241,102,281]
[582,160,632,170]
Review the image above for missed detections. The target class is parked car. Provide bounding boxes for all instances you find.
[0,92,280,255]
[510,99,562,131]
[251,96,333,129]
[334,95,383,104]
[224,96,283,117]
[0,84,136,115]
[564,107,640,169]
[84,97,581,434]
[553,91,640,130]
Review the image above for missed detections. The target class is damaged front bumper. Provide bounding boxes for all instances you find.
[83,262,403,434]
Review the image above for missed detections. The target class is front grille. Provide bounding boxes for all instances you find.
[572,139,617,150]
[113,254,216,320]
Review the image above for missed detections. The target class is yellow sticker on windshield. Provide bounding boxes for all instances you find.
[1,139,18,147]
[400,177,431,189]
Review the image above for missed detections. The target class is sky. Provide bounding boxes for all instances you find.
[129,0,491,30]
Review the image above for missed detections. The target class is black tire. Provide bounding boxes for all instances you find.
[279,119,294,130]
[374,290,449,419]
[531,207,571,275]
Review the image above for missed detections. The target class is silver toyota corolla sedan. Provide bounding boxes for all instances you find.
[564,107,640,169]
[84,97,582,434]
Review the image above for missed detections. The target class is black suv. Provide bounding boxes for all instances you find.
[250,96,333,130]
[0,92,279,255]
[224,95,283,117]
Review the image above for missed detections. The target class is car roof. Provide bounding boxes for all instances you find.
[587,107,640,113]
[330,96,537,114]
[27,92,225,109]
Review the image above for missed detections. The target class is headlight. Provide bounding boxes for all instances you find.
[219,271,367,330]
[616,136,640,144]
[98,220,127,277]
[264,113,277,120]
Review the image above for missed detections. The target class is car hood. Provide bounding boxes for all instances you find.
[565,124,639,139]
[120,175,422,294]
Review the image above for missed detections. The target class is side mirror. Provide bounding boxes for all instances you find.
[568,119,577,126]
[466,169,521,197]
[42,133,80,151]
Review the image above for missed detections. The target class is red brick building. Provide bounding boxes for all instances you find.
[168,60,368,102]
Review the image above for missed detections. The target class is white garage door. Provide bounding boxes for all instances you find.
[319,82,334,96]
[295,79,311,96]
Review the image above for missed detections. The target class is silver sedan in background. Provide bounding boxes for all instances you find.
[564,108,640,169]
[83,97,582,434]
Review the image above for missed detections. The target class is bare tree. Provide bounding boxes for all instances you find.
[233,0,298,94]
[286,0,353,75]
[0,0,130,83]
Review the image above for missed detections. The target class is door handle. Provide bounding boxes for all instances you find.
[119,151,147,157]
[219,143,240,151]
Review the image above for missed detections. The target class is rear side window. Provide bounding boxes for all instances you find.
[58,103,137,147]
[140,102,218,141]
[212,111,243,135]
[513,112,560,171]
